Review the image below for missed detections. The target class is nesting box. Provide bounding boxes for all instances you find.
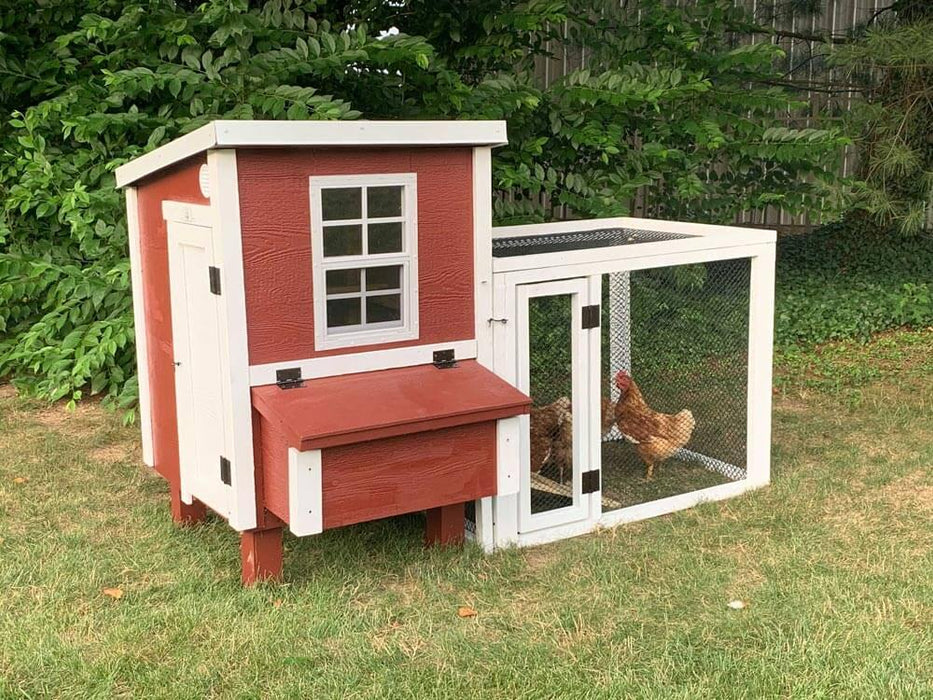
[117,121,530,583]
[117,120,776,583]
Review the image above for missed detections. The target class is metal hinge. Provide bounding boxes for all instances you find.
[208,266,222,295]
[220,456,231,485]
[433,349,457,369]
[582,470,600,494]
[276,367,304,389]
[581,305,600,329]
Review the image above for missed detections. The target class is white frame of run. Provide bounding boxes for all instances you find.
[479,216,776,550]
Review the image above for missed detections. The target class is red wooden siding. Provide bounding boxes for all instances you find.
[320,423,497,530]
[255,417,498,532]
[256,412,290,523]
[135,158,209,484]
[236,147,475,366]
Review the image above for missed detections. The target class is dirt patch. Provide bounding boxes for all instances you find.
[522,546,561,573]
[0,384,17,399]
[881,470,933,515]
[383,575,427,607]
[34,400,105,437]
[90,443,135,464]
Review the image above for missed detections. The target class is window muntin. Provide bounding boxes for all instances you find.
[310,174,418,349]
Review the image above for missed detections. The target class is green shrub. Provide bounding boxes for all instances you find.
[775,218,933,346]
[0,1,850,411]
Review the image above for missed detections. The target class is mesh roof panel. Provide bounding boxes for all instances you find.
[492,227,693,258]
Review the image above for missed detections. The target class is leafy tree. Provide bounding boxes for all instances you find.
[830,0,933,235]
[0,0,848,411]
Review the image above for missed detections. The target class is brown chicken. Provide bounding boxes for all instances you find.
[613,370,695,480]
[529,397,572,481]
[530,397,618,483]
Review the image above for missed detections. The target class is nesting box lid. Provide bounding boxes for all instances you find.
[250,360,530,451]
[115,119,508,187]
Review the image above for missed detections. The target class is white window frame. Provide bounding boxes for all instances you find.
[310,173,419,350]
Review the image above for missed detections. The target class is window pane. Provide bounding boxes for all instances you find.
[327,297,361,328]
[367,186,403,218]
[321,188,361,220]
[367,294,402,324]
[326,268,361,295]
[323,224,362,257]
[366,265,401,291]
[368,222,403,254]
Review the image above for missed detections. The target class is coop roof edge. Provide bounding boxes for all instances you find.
[115,119,509,187]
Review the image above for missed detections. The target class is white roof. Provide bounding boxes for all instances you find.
[115,119,508,187]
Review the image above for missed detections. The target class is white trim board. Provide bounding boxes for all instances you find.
[288,448,323,537]
[513,480,763,549]
[125,187,154,467]
[207,149,258,531]
[116,120,508,187]
[493,216,776,243]
[495,242,775,282]
[248,339,478,386]
[472,147,494,370]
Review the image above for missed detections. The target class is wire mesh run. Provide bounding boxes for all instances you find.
[600,259,750,508]
[493,228,693,258]
[527,294,577,514]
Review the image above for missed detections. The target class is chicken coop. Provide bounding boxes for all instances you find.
[116,119,775,583]
[469,219,776,549]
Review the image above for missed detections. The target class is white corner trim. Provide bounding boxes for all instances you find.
[115,120,509,188]
[309,173,419,351]
[473,147,495,370]
[248,339,477,386]
[162,200,213,227]
[496,416,521,497]
[207,149,258,532]
[288,447,323,536]
[746,244,777,488]
[125,187,154,467]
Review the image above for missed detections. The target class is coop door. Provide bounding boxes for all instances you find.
[516,279,596,533]
[167,220,230,518]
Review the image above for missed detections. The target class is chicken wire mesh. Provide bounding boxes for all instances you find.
[600,259,750,508]
[493,228,693,258]
[527,294,578,514]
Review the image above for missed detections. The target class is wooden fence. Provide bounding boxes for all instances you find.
[533,0,891,230]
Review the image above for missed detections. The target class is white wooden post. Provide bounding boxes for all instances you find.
[125,187,154,467]
[471,146,497,551]
[745,244,776,487]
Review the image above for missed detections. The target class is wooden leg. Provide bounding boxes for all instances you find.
[425,502,465,547]
[169,481,207,525]
[241,528,283,585]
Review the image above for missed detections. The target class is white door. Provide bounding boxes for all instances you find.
[167,221,230,517]
[516,278,599,533]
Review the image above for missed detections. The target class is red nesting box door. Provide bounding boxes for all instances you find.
[251,361,530,533]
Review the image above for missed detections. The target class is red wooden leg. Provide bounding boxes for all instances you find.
[241,528,284,585]
[169,481,207,525]
[425,502,465,547]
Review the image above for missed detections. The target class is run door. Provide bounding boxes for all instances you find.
[167,218,230,517]
[516,278,599,533]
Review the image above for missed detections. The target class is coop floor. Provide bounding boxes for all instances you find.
[0,329,931,698]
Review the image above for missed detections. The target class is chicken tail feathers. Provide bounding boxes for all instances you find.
[674,409,696,443]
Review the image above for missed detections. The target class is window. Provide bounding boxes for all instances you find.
[310,173,418,349]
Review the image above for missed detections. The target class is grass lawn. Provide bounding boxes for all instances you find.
[1,329,931,698]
